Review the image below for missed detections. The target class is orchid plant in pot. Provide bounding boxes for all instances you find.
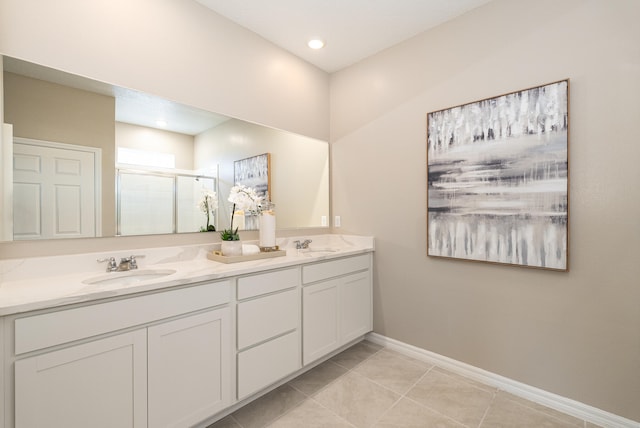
[220,183,261,255]
[197,189,218,232]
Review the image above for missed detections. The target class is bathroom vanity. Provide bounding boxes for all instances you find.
[0,235,373,428]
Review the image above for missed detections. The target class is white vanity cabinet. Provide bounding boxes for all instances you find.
[1,241,374,428]
[302,254,372,365]
[10,280,232,428]
[236,267,301,399]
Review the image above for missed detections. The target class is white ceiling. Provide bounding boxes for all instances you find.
[196,0,493,73]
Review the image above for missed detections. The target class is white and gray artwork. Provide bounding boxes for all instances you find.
[427,80,568,270]
[234,153,270,199]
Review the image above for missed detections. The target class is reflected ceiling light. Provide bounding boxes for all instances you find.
[308,39,325,49]
[156,120,167,127]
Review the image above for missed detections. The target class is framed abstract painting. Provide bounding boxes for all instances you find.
[427,80,569,271]
[234,153,271,200]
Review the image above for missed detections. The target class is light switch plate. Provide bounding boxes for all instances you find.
[334,216,341,227]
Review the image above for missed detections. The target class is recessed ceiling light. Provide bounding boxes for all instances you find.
[156,120,167,127]
[308,39,325,50]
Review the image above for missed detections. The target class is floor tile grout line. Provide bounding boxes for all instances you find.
[229,414,243,428]
[403,362,436,393]
[230,383,308,428]
[332,344,385,373]
[476,389,499,428]
[400,387,473,428]
[354,348,437,379]
[263,392,358,428]
[346,357,434,399]
[263,344,383,427]
[338,357,474,427]
[493,390,588,428]
[367,390,406,427]
[430,366,499,395]
[395,363,494,428]
[287,360,355,398]
[301,343,392,427]
[305,396,360,428]
[331,346,471,427]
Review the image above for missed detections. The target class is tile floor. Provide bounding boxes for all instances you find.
[208,341,601,428]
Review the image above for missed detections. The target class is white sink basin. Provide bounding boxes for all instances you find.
[299,248,339,256]
[82,269,177,287]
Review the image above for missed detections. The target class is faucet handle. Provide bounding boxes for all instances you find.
[97,257,117,272]
[128,254,145,269]
[294,239,312,249]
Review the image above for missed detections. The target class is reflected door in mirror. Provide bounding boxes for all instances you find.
[13,139,100,240]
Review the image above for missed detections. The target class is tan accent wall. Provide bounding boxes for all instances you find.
[3,72,116,236]
[330,0,640,421]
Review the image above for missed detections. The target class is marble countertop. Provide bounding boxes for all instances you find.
[0,235,374,316]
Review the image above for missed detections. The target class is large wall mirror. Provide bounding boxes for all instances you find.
[1,56,329,242]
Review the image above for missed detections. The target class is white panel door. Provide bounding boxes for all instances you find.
[13,141,97,240]
[14,330,148,428]
[148,308,232,428]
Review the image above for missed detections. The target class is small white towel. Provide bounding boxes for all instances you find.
[242,244,260,255]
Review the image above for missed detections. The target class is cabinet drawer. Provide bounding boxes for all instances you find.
[237,331,300,399]
[237,267,298,300]
[302,254,370,284]
[237,288,298,349]
[15,280,231,355]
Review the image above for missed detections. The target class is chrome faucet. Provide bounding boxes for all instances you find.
[97,255,144,272]
[294,239,313,249]
[118,255,143,271]
[97,257,118,272]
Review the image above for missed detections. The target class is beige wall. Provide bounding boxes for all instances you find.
[331,0,640,421]
[3,72,116,236]
[0,0,328,141]
[116,122,194,170]
[194,119,329,229]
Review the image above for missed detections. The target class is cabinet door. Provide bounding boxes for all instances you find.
[302,278,340,365]
[15,330,147,428]
[339,271,372,343]
[148,308,231,428]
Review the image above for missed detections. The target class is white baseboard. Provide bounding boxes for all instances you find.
[366,333,639,428]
